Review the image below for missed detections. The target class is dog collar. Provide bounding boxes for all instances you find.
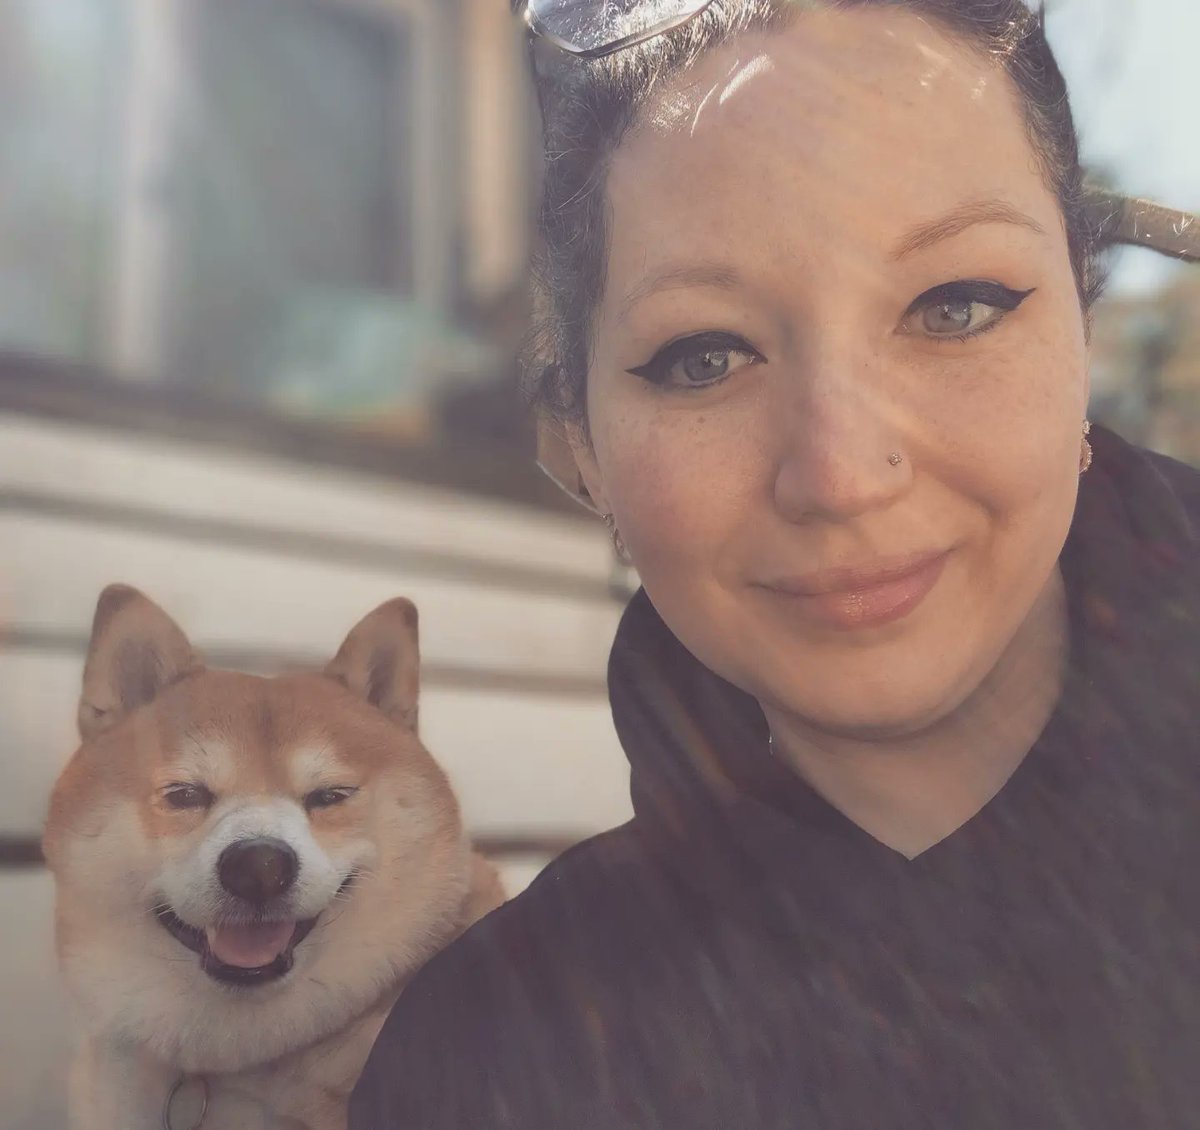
[163,1074,208,1130]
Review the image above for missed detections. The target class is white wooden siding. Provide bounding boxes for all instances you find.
[2,510,619,684]
[0,872,73,1130]
[0,415,611,580]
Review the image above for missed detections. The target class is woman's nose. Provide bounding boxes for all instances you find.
[769,354,911,523]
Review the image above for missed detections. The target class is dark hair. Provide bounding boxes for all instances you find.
[524,0,1106,425]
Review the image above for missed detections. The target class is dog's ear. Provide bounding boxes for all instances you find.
[78,585,201,740]
[324,598,420,730]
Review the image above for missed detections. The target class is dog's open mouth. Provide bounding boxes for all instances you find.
[155,907,319,987]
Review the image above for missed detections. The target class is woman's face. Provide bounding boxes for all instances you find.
[573,7,1089,737]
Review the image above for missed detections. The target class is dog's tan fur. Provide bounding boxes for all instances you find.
[44,586,504,1130]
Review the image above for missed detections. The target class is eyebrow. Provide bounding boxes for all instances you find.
[616,199,1044,319]
[616,263,742,324]
[890,198,1046,260]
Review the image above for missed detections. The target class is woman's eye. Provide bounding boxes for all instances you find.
[627,332,763,389]
[904,280,1035,341]
[922,299,990,336]
[305,787,358,811]
[162,783,215,810]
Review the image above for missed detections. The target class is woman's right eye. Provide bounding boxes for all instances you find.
[626,331,763,389]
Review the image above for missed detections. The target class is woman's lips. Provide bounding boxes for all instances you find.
[761,551,950,630]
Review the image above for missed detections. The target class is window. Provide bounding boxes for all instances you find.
[0,0,128,364]
[166,0,419,405]
[0,0,517,448]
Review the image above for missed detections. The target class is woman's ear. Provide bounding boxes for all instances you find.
[536,414,608,514]
[565,422,613,516]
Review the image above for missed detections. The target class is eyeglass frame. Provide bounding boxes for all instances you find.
[512,0,719,59]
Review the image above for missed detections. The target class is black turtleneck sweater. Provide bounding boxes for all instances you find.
[351,426,1200,1129]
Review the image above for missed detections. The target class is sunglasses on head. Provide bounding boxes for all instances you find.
[513,0,717,58]
[513,0,1200,270]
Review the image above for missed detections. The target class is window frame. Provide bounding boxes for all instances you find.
[108,0,453,381]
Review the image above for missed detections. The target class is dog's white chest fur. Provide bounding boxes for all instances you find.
[76,1004,389,1130]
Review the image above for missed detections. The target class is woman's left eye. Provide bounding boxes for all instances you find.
[305,787,358,811]
[903,280,1035,341]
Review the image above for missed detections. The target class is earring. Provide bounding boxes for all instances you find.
[602,513,632,565]
[1079,419,1093,475]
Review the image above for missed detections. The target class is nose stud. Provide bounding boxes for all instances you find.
[888,452,904,467]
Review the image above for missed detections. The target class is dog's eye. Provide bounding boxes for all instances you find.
[162,783,214,810]
[305,787,357,811]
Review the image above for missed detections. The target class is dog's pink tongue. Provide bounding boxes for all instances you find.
[205,921,295,968]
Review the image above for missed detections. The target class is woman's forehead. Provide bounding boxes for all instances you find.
[635,7,1001,142]
[607,7,1057,285]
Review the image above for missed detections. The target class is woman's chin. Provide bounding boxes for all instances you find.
[759,664,978,744]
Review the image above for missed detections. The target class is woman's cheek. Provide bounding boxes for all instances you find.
[911,332,1085,504]
[598,408,739,568]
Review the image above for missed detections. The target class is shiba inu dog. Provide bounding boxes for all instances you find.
[43,585,504,1130]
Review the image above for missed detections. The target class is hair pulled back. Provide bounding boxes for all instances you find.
[524,0,1106,426]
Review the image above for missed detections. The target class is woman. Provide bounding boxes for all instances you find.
[352,2,1200,1126]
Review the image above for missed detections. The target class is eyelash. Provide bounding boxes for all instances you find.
[626,279,1035,390]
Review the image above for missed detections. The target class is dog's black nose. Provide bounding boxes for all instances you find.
[217,837,299,904]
